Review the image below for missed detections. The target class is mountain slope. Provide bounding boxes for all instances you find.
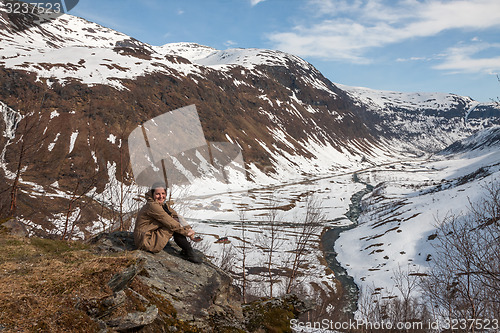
[440,125,500,154]
[339,84,500,153]
[0,7,499,237]
[336,126,500,297]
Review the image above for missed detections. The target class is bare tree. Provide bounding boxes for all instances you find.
[85,119,140,234]
[60,171,99,240]
[392,264,425,323]
[256,194,285,297]
[356,285,384,325]
[111,129,137,231]
[356,277,431,332]
[238,209,249,303]
[215,242,238,273]
[285,194,324,294]
[6,107,49,217]
[421,181,500,328]
[60,118,110,239]
[493,74,500,105]
[100,157,137,232]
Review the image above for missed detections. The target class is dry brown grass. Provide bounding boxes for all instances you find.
[0,234,135,332]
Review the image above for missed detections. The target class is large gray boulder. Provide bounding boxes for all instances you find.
[87,231,312,332]
[0,218,28,237]
[89,231,245,332]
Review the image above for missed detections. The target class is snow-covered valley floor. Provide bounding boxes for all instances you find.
[175,144,499,309]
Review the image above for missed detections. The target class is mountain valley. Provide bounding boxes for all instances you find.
[1,5,499,323]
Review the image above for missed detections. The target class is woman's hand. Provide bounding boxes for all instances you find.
[187,229,195,239]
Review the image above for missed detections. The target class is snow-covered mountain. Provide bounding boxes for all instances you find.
[440,125,500,154]
[339,84,500,153]
[1,6,499,232]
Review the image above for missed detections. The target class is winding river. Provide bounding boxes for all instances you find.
[321,173,374,316]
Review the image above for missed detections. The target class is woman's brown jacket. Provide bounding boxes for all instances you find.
[133,192,192,253]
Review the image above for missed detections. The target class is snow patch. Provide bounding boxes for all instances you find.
[48,133,60,151]
[0,101,22,139]
[107,133,117,144]
[50,110,60,119]
[69,130,79,153]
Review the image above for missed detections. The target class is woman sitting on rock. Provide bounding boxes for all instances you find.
[134,182,202,264]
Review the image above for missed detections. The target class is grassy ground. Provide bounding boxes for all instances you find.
[0,229,309,332]
[0,232,136,332]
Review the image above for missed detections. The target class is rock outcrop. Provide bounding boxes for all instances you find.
[86,231,312,332]
[0,217,28,237]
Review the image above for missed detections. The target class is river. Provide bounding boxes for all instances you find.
[321,173,374,316]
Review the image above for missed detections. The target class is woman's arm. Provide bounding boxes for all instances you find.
[147,202,191,236]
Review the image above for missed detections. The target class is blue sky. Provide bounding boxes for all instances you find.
[71,0,500,102]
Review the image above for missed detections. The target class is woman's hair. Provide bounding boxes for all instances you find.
[150,181,167,196]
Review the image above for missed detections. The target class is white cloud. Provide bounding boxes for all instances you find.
[250,0,266,6]
[224,40,237,47]
[267,0,500,63]
[396,56,431,63]
[433,42,500,75]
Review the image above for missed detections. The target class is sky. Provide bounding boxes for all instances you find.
[69,0,500,102]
